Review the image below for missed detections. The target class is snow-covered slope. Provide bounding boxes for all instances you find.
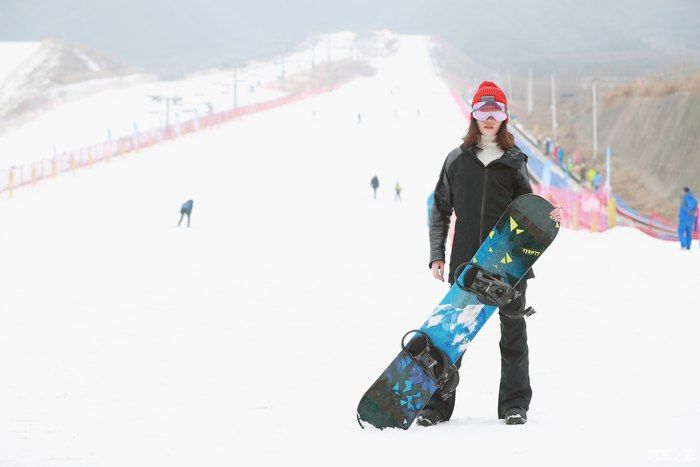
[0,31,391,169]
[0,42,42,85]
[0,33,696,467]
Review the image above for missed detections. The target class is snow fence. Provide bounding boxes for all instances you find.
[0,83,342,199]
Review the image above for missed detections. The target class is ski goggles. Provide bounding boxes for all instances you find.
[472,99,508,122]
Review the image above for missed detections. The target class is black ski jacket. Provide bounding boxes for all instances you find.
[429,142,535,284]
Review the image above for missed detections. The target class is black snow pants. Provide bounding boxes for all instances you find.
[422,279,532,420]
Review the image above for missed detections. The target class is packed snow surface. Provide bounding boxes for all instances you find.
[0,34,696,466]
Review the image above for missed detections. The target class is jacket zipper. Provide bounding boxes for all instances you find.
[479,166,488,243]
[476,146,511,243]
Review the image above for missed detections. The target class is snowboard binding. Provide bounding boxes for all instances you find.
[501,306,537,320]
[454,263,516,307]
[401,330,459,400]
[455,263,536,319]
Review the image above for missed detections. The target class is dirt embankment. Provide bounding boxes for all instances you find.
[523,73,700,220]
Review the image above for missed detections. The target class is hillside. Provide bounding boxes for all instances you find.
[522,72,700,220]
[0,38,153,135]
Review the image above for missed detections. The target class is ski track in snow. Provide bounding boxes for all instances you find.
[0,33,697,467]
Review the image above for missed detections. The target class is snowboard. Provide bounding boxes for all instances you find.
[356,194,559,429]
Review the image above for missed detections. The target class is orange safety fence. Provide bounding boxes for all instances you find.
[0,82,344,198]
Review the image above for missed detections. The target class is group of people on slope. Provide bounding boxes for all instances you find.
[370,175,402,202]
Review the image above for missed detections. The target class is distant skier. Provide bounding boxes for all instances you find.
[576,166,587,185]
[357,112,362,124]
[586,168,597,190]
[370,176,379,199]
[678,187,697,250]
[178,199,194,227]
[394,182,402,202]
[425,81,563,427]
[557,147,565,167]
[592,170,602,191]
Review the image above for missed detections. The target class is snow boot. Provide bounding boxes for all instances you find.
[415,409,445,427]
[504,407,527,425]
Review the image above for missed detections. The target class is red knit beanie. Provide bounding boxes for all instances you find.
[470,81,508,123]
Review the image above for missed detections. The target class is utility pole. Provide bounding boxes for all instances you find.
[327,35,331,63]
[233,67,238,109]
[591,76,638,163]
[592,78,598,162]
[550,72,557,143]
[506,70,515,102]
[605,144,612,191]
[147,94,182,127]
[311,36,316,80]
[527,66,533,116]
[280,54,286,88]
[506,71,513,104]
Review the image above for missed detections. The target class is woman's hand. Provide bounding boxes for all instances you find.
[431,260,445,282]
[550,205,564,222]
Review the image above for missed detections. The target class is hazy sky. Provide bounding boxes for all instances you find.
[1,0,698,78]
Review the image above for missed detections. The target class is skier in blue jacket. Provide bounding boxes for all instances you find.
[678,187,697,250]
[178,199,194,228]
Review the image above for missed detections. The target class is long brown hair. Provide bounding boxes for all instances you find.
[462,118,515,150]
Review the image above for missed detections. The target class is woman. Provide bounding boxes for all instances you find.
[421,81,563,426]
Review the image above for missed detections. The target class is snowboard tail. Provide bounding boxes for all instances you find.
[357,194,559,429]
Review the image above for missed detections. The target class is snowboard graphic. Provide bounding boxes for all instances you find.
[357,194,559,429]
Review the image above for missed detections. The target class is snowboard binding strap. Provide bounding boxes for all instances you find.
[454,263,515,307]
[500,306,536,320]
[400,330,459,398]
